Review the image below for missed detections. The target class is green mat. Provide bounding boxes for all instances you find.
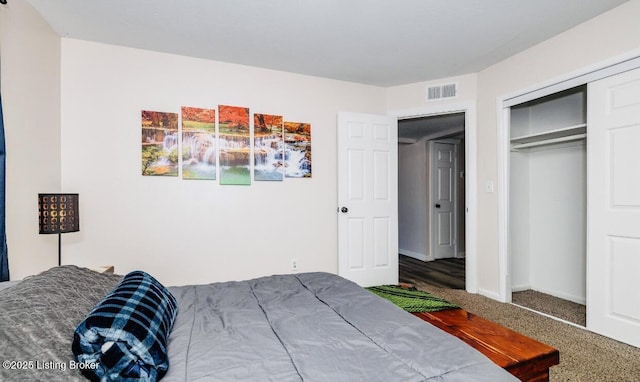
[366,285,459,313]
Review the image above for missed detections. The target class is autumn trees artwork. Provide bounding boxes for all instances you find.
[218,105,251,185]
[182,106,216,180]
[284,122,312,178]
[253,113,284,181]
[141,110,179,176]
[140,105,312,182]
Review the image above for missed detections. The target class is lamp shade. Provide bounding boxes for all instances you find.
[38,193,79,234]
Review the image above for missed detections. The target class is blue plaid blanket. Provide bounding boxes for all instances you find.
[72,271,178,382]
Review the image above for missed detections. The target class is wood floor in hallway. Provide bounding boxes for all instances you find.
[399,255,465,289]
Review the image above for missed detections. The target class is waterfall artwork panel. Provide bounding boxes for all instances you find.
[283,121,312,178]
[141,110,179,176]
[253,113,284,181]
[218,105,251,185]
[181,106,217,180]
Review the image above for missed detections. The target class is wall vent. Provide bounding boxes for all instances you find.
[426,83,458,101]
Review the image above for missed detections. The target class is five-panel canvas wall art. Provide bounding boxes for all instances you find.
[141,105,312,184]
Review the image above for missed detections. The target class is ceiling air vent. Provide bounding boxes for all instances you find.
[426,83,458,101]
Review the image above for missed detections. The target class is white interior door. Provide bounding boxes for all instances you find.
[587,67,640,348]
[337,112,398,287]
[431,142,456,259]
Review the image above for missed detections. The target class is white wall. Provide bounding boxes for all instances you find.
[398,141,428,260]
[386,74,478,113]
[0,1,61,280]
[59,39,386,286]
[456,139,465,257]
[476,0,640,297]
[4,0,640,296]
[509,151,530,290]
[387,1,640,298]
[529,143,586,303]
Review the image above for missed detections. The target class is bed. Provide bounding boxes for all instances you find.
[0,266,517,381]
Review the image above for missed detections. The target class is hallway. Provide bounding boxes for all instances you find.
[398,255,465,289]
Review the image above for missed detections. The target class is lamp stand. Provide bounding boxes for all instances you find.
[58,232,61,266]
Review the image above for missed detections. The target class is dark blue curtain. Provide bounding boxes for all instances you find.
[0,92,8,281]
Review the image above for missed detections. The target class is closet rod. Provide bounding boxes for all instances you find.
[511,133,586,150]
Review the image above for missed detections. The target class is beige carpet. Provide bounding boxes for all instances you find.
[513,289,586,327]
[409,280,640,382]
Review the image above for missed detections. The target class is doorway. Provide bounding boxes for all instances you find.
[397,112,466,289]
[496,56,640,347]
[507,86,587,327]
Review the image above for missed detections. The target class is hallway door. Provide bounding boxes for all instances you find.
[431,141,456,259]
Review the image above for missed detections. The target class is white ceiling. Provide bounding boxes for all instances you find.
[24,0,627,87]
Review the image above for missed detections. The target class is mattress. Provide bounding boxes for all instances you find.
[0,266,121,382]
[0,266,516,381]
[0,280,19,292]
[163,272,516,381]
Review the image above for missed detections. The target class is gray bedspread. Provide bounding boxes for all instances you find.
[0,266,121,381]
[0,267,516,381]
[164,272,517,382]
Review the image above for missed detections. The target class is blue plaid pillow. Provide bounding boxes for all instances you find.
[72,271,178,381]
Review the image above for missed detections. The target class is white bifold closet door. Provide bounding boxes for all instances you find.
[587,67,640,348]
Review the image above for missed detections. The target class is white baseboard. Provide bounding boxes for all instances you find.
[532,287,586,305]
[399,249,430,262]
[456,251,466,258]
[478,288,503,302]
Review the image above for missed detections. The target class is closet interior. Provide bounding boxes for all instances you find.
[509,85,587,319]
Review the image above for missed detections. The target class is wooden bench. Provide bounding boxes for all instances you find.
[413,309,559,382]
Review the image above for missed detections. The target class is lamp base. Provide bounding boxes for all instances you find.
[58,232,61,266]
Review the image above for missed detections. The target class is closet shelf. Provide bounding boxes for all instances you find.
[511,133,586,150]
[511,123,586,144]
[511,124,586,150]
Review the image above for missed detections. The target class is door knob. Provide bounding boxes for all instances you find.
[435,204,441,208]
[340,207,349,213]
